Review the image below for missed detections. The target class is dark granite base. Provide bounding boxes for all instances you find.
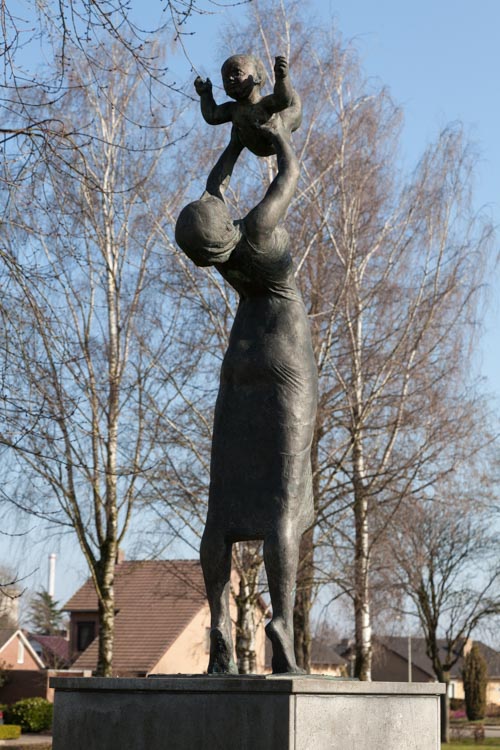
[50,675,444,750]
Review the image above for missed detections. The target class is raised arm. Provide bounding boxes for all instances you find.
[244,118,299,244]
[195,77,235,125]
[261,56,294,114]
[203,126,244,201]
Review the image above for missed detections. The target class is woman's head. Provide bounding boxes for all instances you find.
[175,195,240,267]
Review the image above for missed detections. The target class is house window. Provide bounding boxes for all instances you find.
[77,621,96,652]
[17,639,24,664]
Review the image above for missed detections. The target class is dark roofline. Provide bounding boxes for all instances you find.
[375,636,500,679]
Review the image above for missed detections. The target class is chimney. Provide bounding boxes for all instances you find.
[48,553,57,597]
[116,549,126,565]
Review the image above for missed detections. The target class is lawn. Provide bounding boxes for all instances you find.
[444,742,500,748]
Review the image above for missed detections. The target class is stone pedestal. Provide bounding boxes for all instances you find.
[50,675,445,750]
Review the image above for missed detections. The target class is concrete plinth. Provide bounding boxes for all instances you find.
[50,675,445,750]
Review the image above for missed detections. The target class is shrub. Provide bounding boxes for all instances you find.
[450,697,465,712]
[0,725,22,740]
[462,642,488,721]
[3,697,53,732]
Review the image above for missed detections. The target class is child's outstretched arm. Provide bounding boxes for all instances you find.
[261,56,295,114]
[195,77,235,125]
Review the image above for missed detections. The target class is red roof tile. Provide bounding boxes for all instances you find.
[65,560,207,675]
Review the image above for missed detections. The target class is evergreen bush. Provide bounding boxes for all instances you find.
[3,697,53,732]
[462,642,488,720]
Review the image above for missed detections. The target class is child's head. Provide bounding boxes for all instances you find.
[221,55,267,100]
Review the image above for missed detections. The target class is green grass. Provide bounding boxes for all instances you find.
[443,742,500,748]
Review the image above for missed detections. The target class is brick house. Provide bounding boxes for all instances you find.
[0,628,45,672]
[0,628,48,704]
[65,559,267,676]
[355,635,500,704]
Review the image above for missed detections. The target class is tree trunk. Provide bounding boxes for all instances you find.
[235,576,257,674]
[353,556,371,680]
[440,691,450,743]
[95,557,116,677]
[440,675,450,744]
[350,286,372,681]
[353,466,371,680]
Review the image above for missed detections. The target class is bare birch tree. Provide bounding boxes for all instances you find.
[0,44,187,675]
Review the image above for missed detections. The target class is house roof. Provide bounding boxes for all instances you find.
[0,628,46,668]
[28,634,71,668]
[65,560,207,675]
[375,636,500,679]
[376,636,436,679]
[310,640,347,667]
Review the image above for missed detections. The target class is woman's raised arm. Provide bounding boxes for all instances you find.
[203,126,244,201]
[244,118,299,245]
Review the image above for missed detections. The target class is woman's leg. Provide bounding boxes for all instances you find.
[263,519,303,673]
[200,524,238,674]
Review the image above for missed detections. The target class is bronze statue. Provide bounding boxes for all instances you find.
[176,57,317,674]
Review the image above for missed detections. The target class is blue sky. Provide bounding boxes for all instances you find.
[3,0,499,609]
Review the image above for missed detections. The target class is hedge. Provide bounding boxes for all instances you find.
[3,697,53,732]
[0,724,22,740]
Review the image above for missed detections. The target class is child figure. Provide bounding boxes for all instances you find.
[194,54,302,158]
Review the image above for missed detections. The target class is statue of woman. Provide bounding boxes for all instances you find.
[175,117,318,674]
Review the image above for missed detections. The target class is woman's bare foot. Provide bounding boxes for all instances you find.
[265,618,305,674]
[207,628,238,674]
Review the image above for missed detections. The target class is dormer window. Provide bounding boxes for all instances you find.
[77,621,96,652]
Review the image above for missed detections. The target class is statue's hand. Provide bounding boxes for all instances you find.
[194,76,212,96]
[274,56,289,80]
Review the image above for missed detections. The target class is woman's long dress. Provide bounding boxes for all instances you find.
[206,223,318,541]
